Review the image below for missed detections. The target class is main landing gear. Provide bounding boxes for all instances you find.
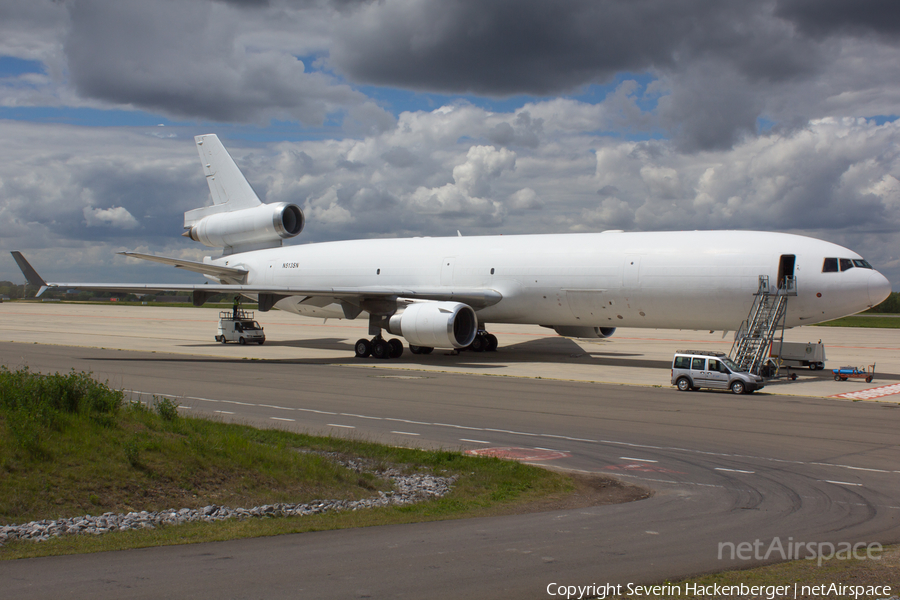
[355,336,405,359]
[467,331,498,353]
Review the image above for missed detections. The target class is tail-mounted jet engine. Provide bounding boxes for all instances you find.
[550,326,616,339]
[185,202,304,249]
[387,302,478,349]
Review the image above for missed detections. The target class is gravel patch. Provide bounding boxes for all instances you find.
[1,457,455,545]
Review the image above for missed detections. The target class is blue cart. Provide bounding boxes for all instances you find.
[833,364,875,383]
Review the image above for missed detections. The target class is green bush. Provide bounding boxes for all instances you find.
[154,397,180,422]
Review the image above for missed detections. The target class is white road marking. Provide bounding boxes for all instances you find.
[620,457,658,463]
[823,480,863,487]
[391,431,420,436]
[125,388,895,478]
[270,417,295,422]
[327,424,355,429]
[714,468,755,474]
[535,447,563,452]
[215,410,234,415]
[460,439,491,444]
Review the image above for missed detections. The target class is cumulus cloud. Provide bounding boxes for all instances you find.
[1,0,899,151]
[2,108,898,286]
[83,205,140,229]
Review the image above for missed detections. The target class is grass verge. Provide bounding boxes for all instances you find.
[1,366,635,560]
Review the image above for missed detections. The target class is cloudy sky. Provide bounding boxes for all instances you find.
[1,0,898,288]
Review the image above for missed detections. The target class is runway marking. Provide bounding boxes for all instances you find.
[823,480,863,487]
[327,424,355,429]
[605,463,686,474]
[468,447,571,461]
[460,439,491,444]
[620,457,658,463]
[715,468,755,474]
[391,431,420,436]
[833,383,900,400]
[124,388,897,478]
[215,410,235,415]
[270,417,295,422]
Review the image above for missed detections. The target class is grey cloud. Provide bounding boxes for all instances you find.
[776,0,900,39]
[63,0,380,126]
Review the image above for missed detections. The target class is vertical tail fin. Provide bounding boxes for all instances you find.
[10,251,48,296]
[195,134,262,209]
[185,135,264,229]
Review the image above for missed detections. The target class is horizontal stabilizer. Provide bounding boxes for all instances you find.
[118,252,248,280]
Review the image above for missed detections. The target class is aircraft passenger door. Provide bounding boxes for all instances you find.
[778,255,795,291]
[441,257,455,286]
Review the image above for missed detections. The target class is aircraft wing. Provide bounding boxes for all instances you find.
[12,251,501,309]
[29,281,502,308]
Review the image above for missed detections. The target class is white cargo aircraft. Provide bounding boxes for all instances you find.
[12,134,892,359]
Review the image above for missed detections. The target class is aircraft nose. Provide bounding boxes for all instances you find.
[868,271,892,307]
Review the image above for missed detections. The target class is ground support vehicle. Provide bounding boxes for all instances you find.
[833,364,875,383]
[771,341,827,370]
[671,350,765,395]
[216,310,265,345]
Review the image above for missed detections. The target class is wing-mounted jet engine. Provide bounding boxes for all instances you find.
[184,134,304,255]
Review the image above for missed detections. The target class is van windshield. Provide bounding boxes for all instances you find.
[721,357,740,371]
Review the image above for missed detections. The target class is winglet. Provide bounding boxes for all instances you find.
[10,251,48,296]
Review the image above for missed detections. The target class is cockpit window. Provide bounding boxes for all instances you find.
[822,258,838,273]
[839,258,854,271]
[853,259,873,269]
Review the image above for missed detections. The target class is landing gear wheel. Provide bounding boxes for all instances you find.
[388,338,404,359]
[372,338,391,360]
[676,377,691,392]
[421,347,434,355]
[470,335,486,352]
[485,334,498,352]
[354,338,372,358]
[239,337,246,345]
[409,345,423,355]
[731,381,745,395]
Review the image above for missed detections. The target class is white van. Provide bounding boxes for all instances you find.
[671,350,764,395]
[216,310,266,345]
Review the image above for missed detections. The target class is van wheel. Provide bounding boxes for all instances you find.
[676,377,692,392]
[731,381,745,395]
[239,337,246,345]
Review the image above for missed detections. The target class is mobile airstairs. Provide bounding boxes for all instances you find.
[730,275,796,376]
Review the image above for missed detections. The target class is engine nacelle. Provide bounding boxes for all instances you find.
[186,202,304,249]
[551,326,616,339]
[388,302,478,349]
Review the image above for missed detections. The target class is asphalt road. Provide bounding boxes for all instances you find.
[2,342,900,599]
